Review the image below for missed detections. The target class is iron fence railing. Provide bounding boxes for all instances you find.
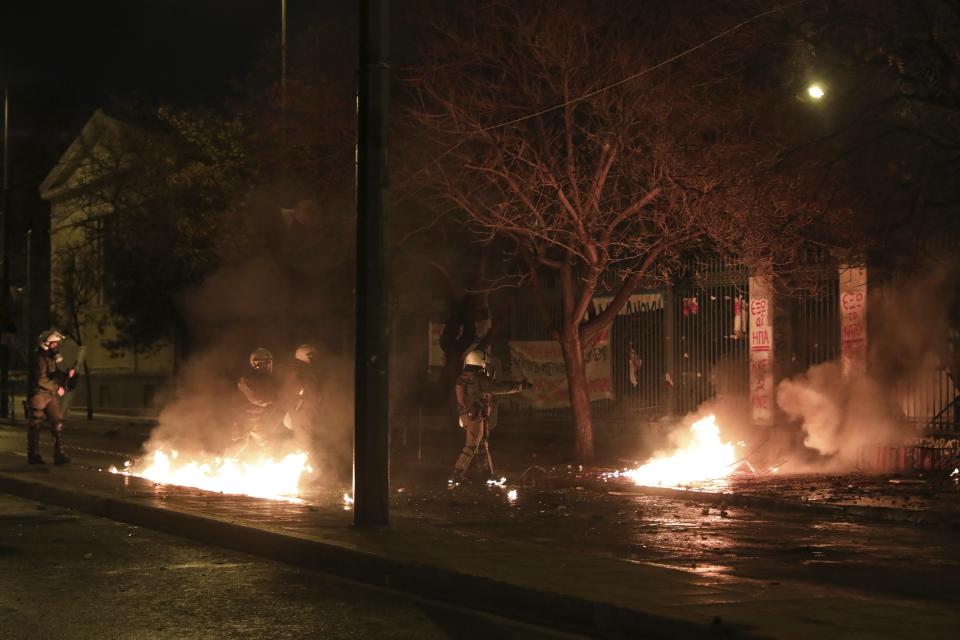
[791,279,841,371]
[492,261,958,437]
[898,368,959,435]
[672,279,750,415]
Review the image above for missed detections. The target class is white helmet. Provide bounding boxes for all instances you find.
[463,349,486,369]
[249,347,273,373]
[295,344,317,364]
[39,329,66,351]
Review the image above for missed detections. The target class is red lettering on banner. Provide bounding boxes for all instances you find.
[842,324,864,340]
[841,291,865,311]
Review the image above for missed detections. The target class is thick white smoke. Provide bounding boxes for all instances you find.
[776,361,911,469]
[776,260,958,471]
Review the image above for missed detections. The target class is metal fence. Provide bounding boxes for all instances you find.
[496,261,959,438]
[671,275,750,415]
[898,369,959,435]
[790,278,842,371]
[609,298,664,416]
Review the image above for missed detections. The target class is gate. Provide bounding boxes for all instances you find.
[670,260,750,415]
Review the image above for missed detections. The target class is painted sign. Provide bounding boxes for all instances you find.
[509,329,614,409]
[840,266,867,375]
[748,277,774,425]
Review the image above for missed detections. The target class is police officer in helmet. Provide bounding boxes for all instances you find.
[450,348,531,486]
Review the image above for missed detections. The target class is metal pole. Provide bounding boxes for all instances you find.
[354,0,390,527]
[1,87,10,418]
[663,288,676,417]
[280,0,288,164]
[21,227,30,423]
[281,0,287,93]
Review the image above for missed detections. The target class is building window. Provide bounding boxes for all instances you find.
[143,385,156,409]
[98,385,111,408]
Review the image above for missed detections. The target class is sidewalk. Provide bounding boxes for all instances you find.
[0,450,956,639]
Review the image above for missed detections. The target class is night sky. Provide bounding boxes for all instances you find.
[1,1,282,112]
[1,1,288,187]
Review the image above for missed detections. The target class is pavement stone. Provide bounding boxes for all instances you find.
[1,449,958,639]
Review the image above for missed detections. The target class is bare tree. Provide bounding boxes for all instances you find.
[51,239,100,420]
[408,1,839,460]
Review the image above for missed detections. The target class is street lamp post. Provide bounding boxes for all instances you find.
[1,87,10,419]
[354,0,391,527]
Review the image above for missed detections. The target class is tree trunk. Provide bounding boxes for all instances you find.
[70,313,94,420]
[560,324,594,462]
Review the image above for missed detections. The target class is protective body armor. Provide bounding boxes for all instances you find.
[450,369,527,483]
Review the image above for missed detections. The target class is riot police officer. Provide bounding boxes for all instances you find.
[27,329,77,465]
[234,347,286,451]
[450,349,531,485]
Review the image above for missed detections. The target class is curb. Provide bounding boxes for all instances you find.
[0,470,755,639]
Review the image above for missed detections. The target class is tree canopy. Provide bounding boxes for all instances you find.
[407,0,849,459]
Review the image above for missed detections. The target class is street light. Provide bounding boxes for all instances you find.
[807,83,825,100]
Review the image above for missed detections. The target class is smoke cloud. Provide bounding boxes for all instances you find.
[776,361,910,470]
[137,184,356,489]
[775,260,958,472]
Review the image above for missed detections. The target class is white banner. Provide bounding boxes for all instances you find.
[508,329,613,409]
[592,293,663,317]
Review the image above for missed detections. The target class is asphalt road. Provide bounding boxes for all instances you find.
[0,492,581,640]
[4,423,960,611]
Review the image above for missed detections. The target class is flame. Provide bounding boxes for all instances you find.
[615,414,736,487]
[110,447,313,501]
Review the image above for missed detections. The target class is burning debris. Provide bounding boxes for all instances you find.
[110,448,314,502]
[605,415,738,488]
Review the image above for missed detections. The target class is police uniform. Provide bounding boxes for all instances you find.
[27,346,74,465]
[236,371,282,445]
[451,366,527,483]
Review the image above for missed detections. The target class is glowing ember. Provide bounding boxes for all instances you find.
[614,414,736,487]
[110,448,313,501]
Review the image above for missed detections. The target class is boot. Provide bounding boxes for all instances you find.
[53,431,71,466]
[27,429,45,465]
[450,446,476,487]
[478,441,495,481]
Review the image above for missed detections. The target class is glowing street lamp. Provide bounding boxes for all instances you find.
[807,83,825,100]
